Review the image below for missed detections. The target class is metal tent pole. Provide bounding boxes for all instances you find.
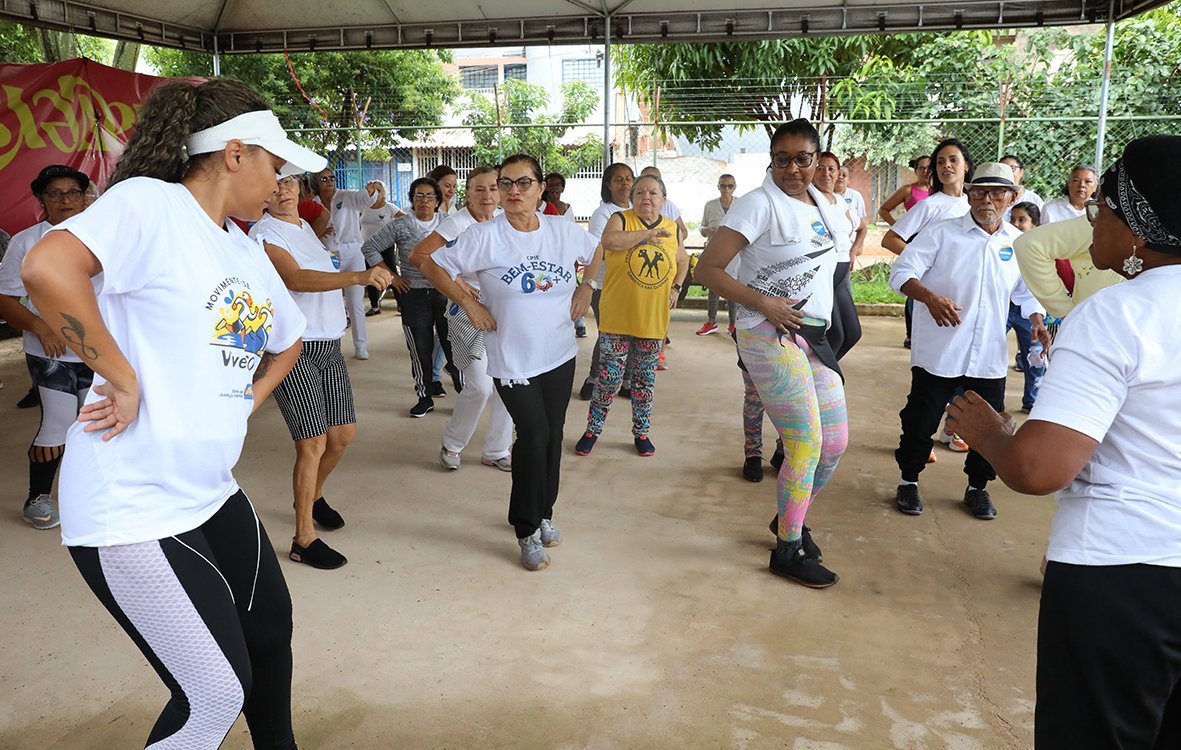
[212,35,222,76]
[602,17,612,167]
[1094,0,1116,169]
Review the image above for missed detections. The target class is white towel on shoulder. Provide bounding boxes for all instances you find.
[759,172,849,250]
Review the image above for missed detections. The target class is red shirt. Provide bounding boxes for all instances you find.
[298,200,324,224]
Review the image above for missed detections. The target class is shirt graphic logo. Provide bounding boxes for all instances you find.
[998,245,1014,261]
[212,288,273,359]
[811,220,829,236]
[500,257,572,293]
[625,242,672,290]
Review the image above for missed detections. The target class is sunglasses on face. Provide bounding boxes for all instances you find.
[771,151,817,169]
[318,175,334,183]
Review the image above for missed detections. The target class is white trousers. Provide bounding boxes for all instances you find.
[338,241,367,355]
[442,355,513,459]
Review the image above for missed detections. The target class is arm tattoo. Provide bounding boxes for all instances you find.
[253,352,277,383]
[60,313,99,360]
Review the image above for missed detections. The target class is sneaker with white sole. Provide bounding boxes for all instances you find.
[440,447,461,470]
[22,494,59,530]
[539,518,562,547]
[518,529,550,570]
[948,433,970,452]
[481,455,511,472]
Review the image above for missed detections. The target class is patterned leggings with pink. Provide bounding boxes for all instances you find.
[736,320,848,542]
[587,332,662,438]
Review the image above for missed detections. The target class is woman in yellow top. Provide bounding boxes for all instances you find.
[575,174,688,457]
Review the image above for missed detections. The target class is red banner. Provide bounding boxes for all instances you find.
[0,58,177,236]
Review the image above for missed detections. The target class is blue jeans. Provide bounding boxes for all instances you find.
[1006,302,1045,410]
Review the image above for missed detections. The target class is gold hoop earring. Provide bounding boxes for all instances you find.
[1123,243,1144,276]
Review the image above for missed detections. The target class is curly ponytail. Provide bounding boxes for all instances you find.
[111,78,270,186]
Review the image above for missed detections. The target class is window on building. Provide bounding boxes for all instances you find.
[504,64,527,82]
[562,58,603,88]
[459,65,498,91]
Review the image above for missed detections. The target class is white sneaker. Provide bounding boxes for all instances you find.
[518,530,550,571]
[539,518,562,547]
[481,455,512,472]
[355,349,369,360]
[440,447,461,470]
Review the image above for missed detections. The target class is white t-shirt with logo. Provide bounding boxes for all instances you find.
[722,189,838,329]
[431,214,596,380]
[250,214,346,341]
[1032,266,1181,566]
[891,190,970,242]
[53,177,306,547]
[324,189,380,248]
[0,220,83,362]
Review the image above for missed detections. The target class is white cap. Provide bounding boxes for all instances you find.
[185,110,326,177]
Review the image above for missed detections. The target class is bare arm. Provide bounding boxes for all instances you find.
[262,241,391,293]
[881,230,907,255]
[409,231,447,269]
[946,392,1099,495]
[309,209,331,238]
[418,256,496,331]
[22,231,138,440]
[0,294,68,357]
[900,278,962,327]
[249,339,302,414]
[600,213,670,251]
[877,184,912,226]
[850,213,868,259]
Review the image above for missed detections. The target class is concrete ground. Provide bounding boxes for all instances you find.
[0,310,1053,749]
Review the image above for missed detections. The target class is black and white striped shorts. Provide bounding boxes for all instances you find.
[273,338,356,441]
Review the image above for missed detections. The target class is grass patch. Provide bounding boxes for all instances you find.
[852,262,905,304]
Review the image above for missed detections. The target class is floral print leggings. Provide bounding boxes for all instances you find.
[737,320,848,542]
[586,332,662,438]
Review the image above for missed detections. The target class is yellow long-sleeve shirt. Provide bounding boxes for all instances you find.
[1013,216,1123,318]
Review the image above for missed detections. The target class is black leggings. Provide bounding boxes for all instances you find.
[494,357,576,538]
[398,287,460,398]
[826,261,862,360]
[70,490,297,749]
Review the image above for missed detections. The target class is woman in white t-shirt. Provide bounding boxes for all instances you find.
[359,179,403,316]
[695,119,849,589]
[0,165,93,531]
[1040,165,1098,225]
[813,151,866,360]
[419,154,598,572]
[428,164,460,216]
[251,176,392,570]
[409,166,513,471]
[948,135,1181,748]
[21,78,320,749]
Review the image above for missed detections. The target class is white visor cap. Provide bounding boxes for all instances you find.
[185,110,326,177]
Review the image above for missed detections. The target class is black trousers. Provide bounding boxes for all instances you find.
[70,491,296,749]
[895,366,1005,486]
[397,287,460,398]
[1037,562,1181,749]
[495,357,576,538]
[826,261,862,361]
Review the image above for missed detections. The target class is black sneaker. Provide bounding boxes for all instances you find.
[767,518,823,561]
[634,435,655,456]
[769,443,785,473]
[896,484,923,515]
[579,379,594,400]
[575,326,587,338]
[16,387,38,409]
[410,397,435,418]
[964,487,997,520]
[575,432,597,456]
[430,381,447,397]
[312,498,345,530]
[290,538,347,569]
[769,541,838,588]
[742,457,764,482]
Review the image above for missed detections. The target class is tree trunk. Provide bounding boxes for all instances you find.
[36,29,78,62]
[111,41,140,71]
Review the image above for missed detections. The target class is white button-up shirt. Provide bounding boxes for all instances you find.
[889,213,1045,379]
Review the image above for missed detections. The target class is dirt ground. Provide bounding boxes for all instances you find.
[0,311,1052,749]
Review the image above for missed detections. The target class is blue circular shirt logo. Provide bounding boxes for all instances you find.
[998,245,1014,261]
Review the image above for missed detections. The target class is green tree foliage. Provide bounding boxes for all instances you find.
[145,47,460,160]
[0,21,115,64]
[460,78,604,176]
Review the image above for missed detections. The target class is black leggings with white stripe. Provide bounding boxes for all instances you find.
[70,490,297,749]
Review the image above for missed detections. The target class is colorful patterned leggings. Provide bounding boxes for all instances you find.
[737,320,848,542]
[587,332,662,438]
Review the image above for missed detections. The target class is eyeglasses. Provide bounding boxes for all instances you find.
[412,192,437,201]
[1085,199,1101,223]
[718,184,736,190]
[318,175,334,183]
[497,177,538,191]
[771,151,817,169]
[967,187,1015,201]
[42,188,84,202]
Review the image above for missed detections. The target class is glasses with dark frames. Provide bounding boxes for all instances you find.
[497,177,538,191]
[771,151,817,169]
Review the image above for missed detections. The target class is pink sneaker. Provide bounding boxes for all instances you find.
[656,351,668,371]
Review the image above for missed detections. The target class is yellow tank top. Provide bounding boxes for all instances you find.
[599,209,679,340]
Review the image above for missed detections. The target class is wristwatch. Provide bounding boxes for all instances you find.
[672,283,683,292]
[582,279,600,291]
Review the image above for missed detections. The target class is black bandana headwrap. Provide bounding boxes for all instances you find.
[1101,135,1181,254]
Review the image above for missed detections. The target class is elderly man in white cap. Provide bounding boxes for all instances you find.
[888,162,1050,520]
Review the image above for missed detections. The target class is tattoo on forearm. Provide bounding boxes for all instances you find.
[60,313,99,360]
[253,353,277,383]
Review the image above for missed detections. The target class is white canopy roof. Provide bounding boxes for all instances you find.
[0,0,1165,54]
